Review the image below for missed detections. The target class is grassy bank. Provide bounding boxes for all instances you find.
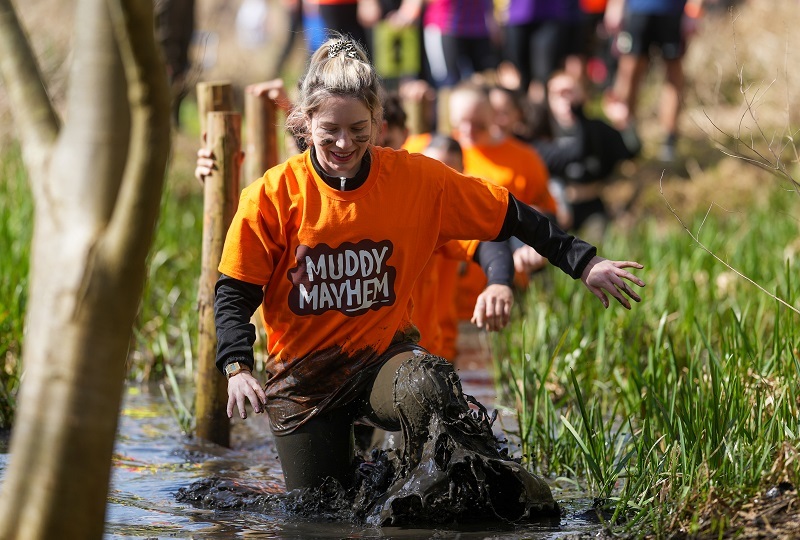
[493,173,800,537]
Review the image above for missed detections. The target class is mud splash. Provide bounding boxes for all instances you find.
[177,354,560,527]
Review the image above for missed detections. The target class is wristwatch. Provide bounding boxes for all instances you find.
[224,361,251,379]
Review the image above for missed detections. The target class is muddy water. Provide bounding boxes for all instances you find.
[0,338,604,538]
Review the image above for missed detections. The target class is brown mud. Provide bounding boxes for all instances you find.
[177,354,560,527]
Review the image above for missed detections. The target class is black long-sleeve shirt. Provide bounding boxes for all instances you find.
[533,106,640,186]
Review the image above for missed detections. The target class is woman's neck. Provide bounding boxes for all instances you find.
[310,147,371,191]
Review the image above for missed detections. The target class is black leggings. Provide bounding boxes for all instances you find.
[503,20,566,93]
[423,29,498,88]
[272,350,417,490]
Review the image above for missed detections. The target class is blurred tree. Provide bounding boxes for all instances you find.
[0,0,171,538]
[154,0,194,126]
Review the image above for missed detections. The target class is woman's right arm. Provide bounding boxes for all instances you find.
[215,274,268,418]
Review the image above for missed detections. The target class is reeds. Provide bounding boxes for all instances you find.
[492,191,800,536]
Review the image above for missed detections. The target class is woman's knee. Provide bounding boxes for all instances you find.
[392,353,460,429]
[365,351,420,429]
[366,350,458,430]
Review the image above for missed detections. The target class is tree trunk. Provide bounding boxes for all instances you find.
[0,0,171,538]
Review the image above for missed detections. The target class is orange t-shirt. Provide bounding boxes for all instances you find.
[218,146,508,428]
[435,257,461,359]
[411,239,478,358]
[462,136,556,214]
[456,136,557,318]
[402,132,433,154]
[402,130,476,357]
[412,254,446,354]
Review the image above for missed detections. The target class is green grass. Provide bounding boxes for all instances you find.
[0,144,31,429]
[492,184,800,537]
[0,139,205,402]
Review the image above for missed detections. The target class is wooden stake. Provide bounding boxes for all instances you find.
[195,111,241,446]
[244,86,279,188]
[196,81,234,136]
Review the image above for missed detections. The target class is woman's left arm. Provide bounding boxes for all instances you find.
[496,194,645,309]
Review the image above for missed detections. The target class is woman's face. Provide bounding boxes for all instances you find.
[309,95,374,178]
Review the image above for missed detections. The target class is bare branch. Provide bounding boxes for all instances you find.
[0,0,60,180]
[659,174,800,316]
[693,10,800,196]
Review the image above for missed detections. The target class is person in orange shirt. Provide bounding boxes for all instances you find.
[196,37,645,507]
[411,134,515,359]
[449,81,557,319]
[379,102,515,357]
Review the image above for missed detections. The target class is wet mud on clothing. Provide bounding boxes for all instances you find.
[178,353,560,526]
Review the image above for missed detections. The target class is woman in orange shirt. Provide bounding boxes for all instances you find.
[196,36,644,519]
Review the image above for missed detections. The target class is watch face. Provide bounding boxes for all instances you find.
[225,362,240,375]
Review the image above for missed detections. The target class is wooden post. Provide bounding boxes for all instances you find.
[244,85,279,188]
[195,111,241,446]
[436,86,452,136]
[196,81,234,136]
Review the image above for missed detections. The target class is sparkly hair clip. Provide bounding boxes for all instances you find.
[328,39,359,59]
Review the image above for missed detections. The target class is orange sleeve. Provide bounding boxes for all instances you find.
[218,175,284,285]
[435,162,509,244]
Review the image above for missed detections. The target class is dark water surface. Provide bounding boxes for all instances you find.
[0,371,603,539]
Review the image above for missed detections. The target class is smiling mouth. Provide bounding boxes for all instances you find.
[331,151,354,162]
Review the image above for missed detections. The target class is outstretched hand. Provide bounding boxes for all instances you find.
[227,371,267,420]
[580,256,645,310]
[471,283,513,331]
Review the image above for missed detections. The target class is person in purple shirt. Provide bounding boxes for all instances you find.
[603,0,704,162]
[423,0,500,88]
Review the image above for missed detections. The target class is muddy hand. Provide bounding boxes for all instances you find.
[471,283,513,331]
[226,371,267,419]
[580,256,645,310]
